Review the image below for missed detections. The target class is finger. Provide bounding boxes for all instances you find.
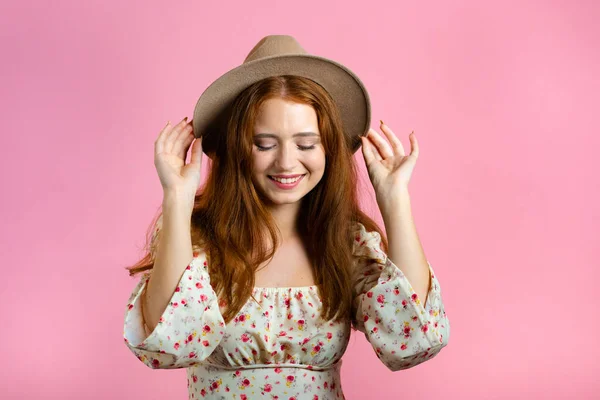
[380,121,405,156]
[189,136,203,170]
[164,117,189,154]
[360,136,375,165]
[173,121,194,160]
[179,127,196,163]
[409,131,419,158]
[366,128,393,159]
[366,129,386,160]
[361,135,381,164]
[155,120,171,154]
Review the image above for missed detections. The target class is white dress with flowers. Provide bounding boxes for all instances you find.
[123,220,450,399]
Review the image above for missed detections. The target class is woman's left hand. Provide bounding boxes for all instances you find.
[360,121,419,203]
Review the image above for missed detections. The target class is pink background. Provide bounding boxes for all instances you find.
[1,0,598,398]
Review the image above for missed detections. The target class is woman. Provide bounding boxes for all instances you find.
[123,35,450,399]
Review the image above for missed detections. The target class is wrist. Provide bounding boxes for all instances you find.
[162,189,195,215]
[378,187,412,219]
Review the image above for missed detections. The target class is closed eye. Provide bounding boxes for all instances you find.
[256,145,316,151]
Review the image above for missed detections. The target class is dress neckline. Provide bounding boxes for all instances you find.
[252,284,318,293]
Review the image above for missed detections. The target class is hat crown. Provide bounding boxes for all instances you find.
[244,35,307,63]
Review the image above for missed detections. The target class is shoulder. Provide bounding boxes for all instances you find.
[351,221,385,261]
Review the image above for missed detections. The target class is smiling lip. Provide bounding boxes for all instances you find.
[269,174,305,178]
[268,174,305,189]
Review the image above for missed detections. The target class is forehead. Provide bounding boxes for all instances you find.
[254,98,318,134]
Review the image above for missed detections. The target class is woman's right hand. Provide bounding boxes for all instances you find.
[154,117,203,205]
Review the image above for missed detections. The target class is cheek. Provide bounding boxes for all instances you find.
[251,154,272,174]
[304,152,326,172]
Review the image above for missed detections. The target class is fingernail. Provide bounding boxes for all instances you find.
[183,116,188,122]
[380,120,385,126]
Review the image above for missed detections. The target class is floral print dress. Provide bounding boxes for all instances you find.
[123,221,450,399]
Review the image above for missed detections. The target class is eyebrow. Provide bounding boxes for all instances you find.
[253,132,320,138]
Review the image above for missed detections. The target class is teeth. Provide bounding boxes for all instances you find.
[271,175,302,184]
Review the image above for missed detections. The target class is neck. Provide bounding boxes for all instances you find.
[266,202,301,241]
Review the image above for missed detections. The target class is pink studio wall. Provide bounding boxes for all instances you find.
[1,0,598,399]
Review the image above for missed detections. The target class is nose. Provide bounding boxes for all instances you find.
[275,142,297,170]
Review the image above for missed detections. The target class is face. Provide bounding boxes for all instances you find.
[251,98,326,208]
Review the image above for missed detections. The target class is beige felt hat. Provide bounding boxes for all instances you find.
[192,35,371,158]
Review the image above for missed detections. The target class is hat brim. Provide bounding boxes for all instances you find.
[192,53,371,158]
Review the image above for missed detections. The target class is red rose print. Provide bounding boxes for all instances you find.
[203,325,211,333]
[264,383,272,392]
[366,292,373,298]
[286,375,294,382]
[240,395,247,400]
[202,340,210,347]
[242,378,250,386]
[377,294,385,304]
[152,359,160,368]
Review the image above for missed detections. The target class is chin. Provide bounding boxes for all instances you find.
[263,189,306,206]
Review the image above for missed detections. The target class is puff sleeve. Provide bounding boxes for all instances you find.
[351,222,450,371]
[122,215,226,369]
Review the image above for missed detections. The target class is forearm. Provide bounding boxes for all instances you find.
[142,191,194,331]
[379,187,431,304]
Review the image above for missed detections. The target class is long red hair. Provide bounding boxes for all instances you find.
[126,75,388,324]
